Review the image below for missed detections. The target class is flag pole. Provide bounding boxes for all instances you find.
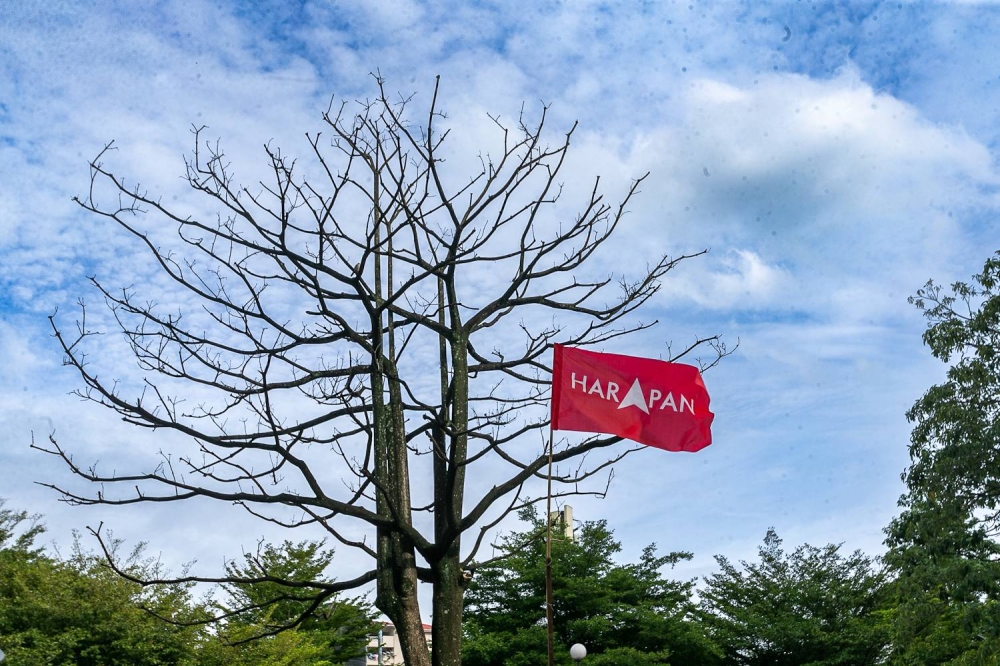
[545,427,555,666]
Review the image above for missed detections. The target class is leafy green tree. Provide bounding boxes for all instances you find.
[195,621,345,666]
[0,503,205,665]
[462,508,721,666]
[0,502,375,665]
[203,539,376,665]
[700,528,891,666]
[0,498,45,555]
[885,251,1000,664]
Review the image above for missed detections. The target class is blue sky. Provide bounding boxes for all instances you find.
[2,0,999,610]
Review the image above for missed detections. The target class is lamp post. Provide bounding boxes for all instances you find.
[569,643,587,663]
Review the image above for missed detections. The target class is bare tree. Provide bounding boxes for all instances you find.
[39,76,727,666]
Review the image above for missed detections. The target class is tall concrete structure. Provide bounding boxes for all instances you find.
[549,504,575,542]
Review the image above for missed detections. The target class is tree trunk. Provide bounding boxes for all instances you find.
[428,327,470,666]
[431,554,465,666]
[377,535,430,666]
[373,335,431,666]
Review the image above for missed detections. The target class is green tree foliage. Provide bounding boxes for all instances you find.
[196,622,347,666]
[0,502,205,665]
[0,499,45,555]
[885,252,1000,664]
[205,539,376,665]
[700,528,891,666]
[0,501,375,665]
[461,508,721,666]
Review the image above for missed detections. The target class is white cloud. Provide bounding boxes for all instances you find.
[662,248,791,309]
[570,67,1000,329]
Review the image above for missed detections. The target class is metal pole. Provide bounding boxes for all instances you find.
[545,429,555,666]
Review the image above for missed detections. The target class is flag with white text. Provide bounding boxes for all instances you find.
[551,344,714,452]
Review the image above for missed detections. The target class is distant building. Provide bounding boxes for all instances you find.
[363,621,432,665]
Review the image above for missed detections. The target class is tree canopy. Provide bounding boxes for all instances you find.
[885,251,1000,664]
[700,528,891,666]
[4,498,914,665]
[0,502,204,665]
[214,539,375,664]
[462,508,721,666]
[0,499,376,666]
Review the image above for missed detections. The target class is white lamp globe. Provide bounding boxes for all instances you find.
[570,643,587,661]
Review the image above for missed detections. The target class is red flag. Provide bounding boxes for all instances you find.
[551,344,714,452]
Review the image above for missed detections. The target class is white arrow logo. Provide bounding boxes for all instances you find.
[617,378,649,414]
